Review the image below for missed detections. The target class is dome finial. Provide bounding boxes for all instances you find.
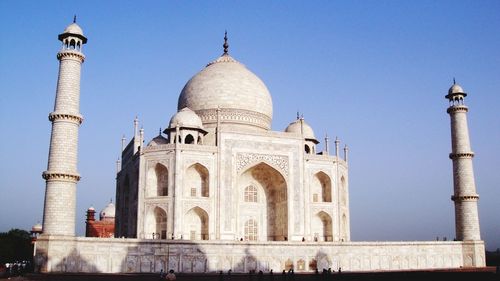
[223,30,229,55]
[73,14,77,23]
[453,77,456,85]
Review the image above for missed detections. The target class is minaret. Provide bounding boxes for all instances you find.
[41,18,87,236]
[446,81,481,241]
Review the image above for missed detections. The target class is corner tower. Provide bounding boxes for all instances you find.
[42,18,87,236]
[446,81,481,241]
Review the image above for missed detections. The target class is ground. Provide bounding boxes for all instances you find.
[1,268,499,281]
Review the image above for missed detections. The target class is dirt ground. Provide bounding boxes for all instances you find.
[1,268,499,281]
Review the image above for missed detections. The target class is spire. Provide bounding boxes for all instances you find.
[223,30,229,55]
[335,137,340,157]
[296,111,300,120]
[325,134,330,155]
[159,127,162,136]
[73,15,77,23]
[133,116,139,137]
[453,77,456,85]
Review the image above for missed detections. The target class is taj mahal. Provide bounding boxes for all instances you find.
[34,20,485,273]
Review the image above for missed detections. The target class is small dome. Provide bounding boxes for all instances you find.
[31,223,42,232]
[169,107,204,129]
[148,134,168,146]
[87,206,95,211]
[446,83,467,99]
[178,54,273,130]
[100,202,115,220]
[63,22,84,36]
[448,84,465,95]
[285,118,318,142]
[58,21,87,44]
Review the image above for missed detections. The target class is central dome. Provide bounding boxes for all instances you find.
[178,54,273,130]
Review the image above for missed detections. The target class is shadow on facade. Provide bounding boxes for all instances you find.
[35,247,98,273]
[36,239,349,274]
[118,241,209,274]
[232,248,268,273]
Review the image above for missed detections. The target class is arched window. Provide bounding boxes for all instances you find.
[185,164,209,197]
[69,39,76,49]
[185,134,194,144]
[342,213,347,241]
[244,185,257,202]
[305,144,311,154]
[312,172,332,202]
[245,219,258,241]
[341,176,346,206]
[156,164,168,196]
[185,207,209,240]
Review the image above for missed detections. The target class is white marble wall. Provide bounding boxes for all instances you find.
[34,236,485,273]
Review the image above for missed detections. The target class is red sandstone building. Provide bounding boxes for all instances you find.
[85,202,115,238]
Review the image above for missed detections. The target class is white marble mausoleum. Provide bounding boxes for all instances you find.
[34,20,485,274]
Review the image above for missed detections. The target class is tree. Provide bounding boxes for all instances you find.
[0,229,32,264]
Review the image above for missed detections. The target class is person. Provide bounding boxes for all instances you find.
[269,269,274,281]
[165,269,176,280]
[159,269,165,279]
[258,270,264,281]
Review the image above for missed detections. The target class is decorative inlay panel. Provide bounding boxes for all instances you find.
[236,152,288,176]
[196,108,271,130]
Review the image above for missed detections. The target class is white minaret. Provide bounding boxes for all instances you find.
[446,81,481,241]
[41,18,87,236]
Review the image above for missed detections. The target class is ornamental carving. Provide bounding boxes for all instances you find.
[57,51,85,62]
[42,171,81,182]
[236,153,288,176]
[451,195,479,202]
[447,105,468,113]
[196,108,271,130]
[49,112,83,124]
[449,152,474,159]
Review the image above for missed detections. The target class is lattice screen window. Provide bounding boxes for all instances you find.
[244,185,257,202]
[244,219,258,241]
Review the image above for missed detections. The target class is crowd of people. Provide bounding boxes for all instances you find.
[157,267,342,281]
[0,260,32,278]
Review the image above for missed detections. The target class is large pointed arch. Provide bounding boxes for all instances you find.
[185,163,209,197]
[239,162,288,241]
[184,206,209,240]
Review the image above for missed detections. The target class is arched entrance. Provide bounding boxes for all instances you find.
[184,207,209,240]
[312,211,333,241]
[239,162,288,241]
[144,207,167,239]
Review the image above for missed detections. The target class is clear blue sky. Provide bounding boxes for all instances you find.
[0,1,499,250]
